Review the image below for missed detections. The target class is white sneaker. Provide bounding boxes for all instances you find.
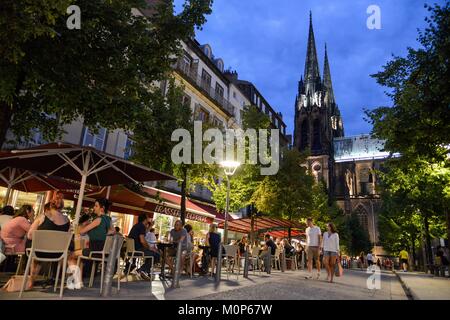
[305,274,313,279]
[316,272,321,279]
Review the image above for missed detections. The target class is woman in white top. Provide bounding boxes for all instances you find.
[321,222,340,283]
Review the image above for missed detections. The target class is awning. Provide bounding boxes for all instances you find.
[0,166,81,205]
[0,142,176,225]
[142,187,217,224]
[218,217,306,236]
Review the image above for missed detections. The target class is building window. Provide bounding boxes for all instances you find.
[215,83,224,100]
[182,94,191,109]
[212,116,223,128]
[312,119,321,151]
[253,93,257,104]
[300,119,309,150]
[195,104,209,122]
[201,69,212,89]
[124,136,134,160]
[354,205,369,231]
[83,127,107,151]
[233,91,237,99]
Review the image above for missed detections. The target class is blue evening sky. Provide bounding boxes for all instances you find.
[175,0,443,137]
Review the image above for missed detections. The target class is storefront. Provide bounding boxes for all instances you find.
[0,186,46,213]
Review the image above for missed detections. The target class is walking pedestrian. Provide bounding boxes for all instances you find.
[367,251,374,266]
[321,222,340,283]
[305,217,322,280]
[399,248,409,272]
[359,252,365,269]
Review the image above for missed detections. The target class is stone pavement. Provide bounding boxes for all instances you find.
[394,271,450,300]
[0,268,407,300]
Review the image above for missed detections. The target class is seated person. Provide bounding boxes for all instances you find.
[283,239,295,258]
[127,213,160,279]
[68,198,115,286]
[259,234,277,272]
[167,220,189,275]
[26,201,70,288]
[183,224,200,274]
[1,205,34,254]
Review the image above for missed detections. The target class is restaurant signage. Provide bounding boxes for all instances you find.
[154,204,213,224]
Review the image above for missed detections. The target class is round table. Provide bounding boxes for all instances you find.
[157,242,176,280]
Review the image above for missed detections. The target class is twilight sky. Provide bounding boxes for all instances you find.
[175,0,443,137]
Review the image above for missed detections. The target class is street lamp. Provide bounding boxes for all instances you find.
[220,160,240,244]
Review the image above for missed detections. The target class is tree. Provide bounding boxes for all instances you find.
[365,3,450,257]
[376,158,449,268]
[340,213,372,257]
[365,3,450,163]
[0,0,212,147]
[132,79,220,225]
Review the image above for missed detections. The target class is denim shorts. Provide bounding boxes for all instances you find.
[324,251,338,257]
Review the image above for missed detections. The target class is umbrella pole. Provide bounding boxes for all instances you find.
[4,184,12,206]
[74,174,87,227]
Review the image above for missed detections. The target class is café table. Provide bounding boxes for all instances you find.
[198,245,210,274]
[157,242,176,280]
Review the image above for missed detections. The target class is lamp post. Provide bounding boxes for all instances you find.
[220,160,240,245]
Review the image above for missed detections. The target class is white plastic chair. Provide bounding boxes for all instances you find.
[223,245,239,280]
[19,230,72,298]
[271,248,281,270]
[250,246,262,275]
[77,236,115,294]
[124,238,155,284]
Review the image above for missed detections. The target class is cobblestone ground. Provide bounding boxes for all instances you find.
[0,269,407,300]
[197,269,407,300]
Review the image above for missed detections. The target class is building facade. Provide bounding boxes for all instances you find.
[293,13,388,254]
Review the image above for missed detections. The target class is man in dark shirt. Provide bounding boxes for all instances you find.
[127,213,159,279]
[259,234,277,273]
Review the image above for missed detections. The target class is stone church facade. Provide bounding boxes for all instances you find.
[293,13,389,254]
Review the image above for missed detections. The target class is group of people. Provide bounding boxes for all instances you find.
[0,194,119,289]
[304,217,341,283]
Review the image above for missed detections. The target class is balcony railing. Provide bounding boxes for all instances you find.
[174,60,236,117]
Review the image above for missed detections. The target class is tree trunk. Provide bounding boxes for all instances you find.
[0,102,13,148]
[446,208,450,249]
[423,214,433,271]
[0,70,26,148]
[250,211,255,245]
[180,166,187,225]
[411,235,416,271]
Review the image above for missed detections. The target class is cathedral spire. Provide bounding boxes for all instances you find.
[323,43,335,103]
[304,11,321,86]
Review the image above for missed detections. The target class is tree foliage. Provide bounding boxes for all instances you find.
[0,0,212,147]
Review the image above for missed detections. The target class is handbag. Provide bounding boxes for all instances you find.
[335,259,344,277]
[2,275,32,292]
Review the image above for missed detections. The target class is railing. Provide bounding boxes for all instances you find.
[174,60,236,117]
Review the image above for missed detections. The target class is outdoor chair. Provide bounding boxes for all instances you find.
[1,241,26,275]
[271,248,281,270]
[124,237,155,284]
[250,246,262,275]
[19,230,72,299]
[77,235,117,294]
[285,251,297,271]
[223,245,239,280]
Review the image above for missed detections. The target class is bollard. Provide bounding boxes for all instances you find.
[172,241,183,289]
[243,247,249,278]
[215,243,223,284]
[301,251,305,270]
[102,234,120,297]
[281,250,286,272]
[265,252,271,274]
